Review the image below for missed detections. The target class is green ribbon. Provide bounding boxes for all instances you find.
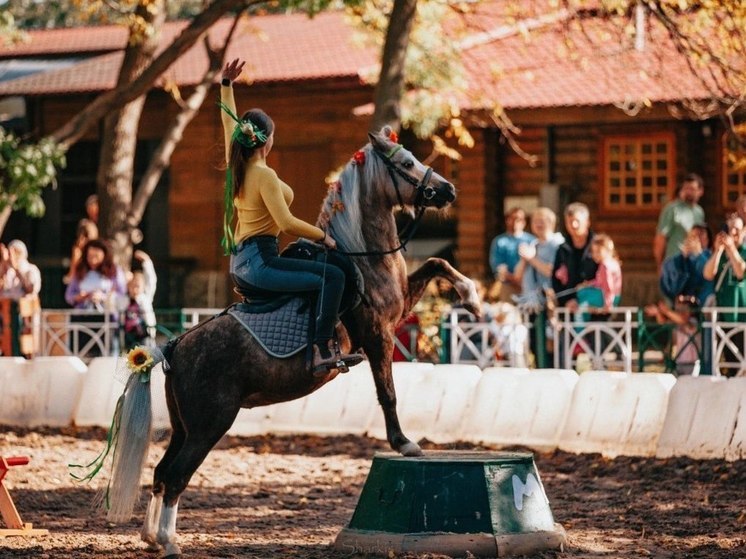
[217,100,268,255]
[222,167,236,255]
[68,393,124,509]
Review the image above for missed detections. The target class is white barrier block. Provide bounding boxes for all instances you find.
[0,357,32,425]
[229,406,273,436]
[365,362,435,440]
[559,371,676,457]
[0,357,86,427]
[299,362,377,435]
[727,379,746,461]
[149,365,171,431]
[398,364,481,444]
[28,356,87,427]
[265,397,309,434]
[656,376,746,460]
[463,368,578,450]
[73,357,121,426]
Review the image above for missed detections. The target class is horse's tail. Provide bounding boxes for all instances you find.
[106,343,171,522]
[106,371,152,522]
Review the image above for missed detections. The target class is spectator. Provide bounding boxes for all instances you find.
[551,202,598,310]
[0,240,42,358]
[64,218,99,285]
[488,207,535,303]
[512,207,563,366]
[644,295,702,376]
[120,250,157,349]
[653,173,705,274]
[579,234,622,311]
[703,213,746,376]
[0,240,41,300]
[514,207,564,311]
[65,239,126,311]
[84,194,99,225]
[703,214,746,314]
[736,194,746,237]
[660,223,713,306]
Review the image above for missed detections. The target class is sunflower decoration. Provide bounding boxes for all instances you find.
[126,346,155,375]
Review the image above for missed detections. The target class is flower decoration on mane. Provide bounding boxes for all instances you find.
[352,150,366,165]
[389,131,399,143]
[126,346,155,375]
[331,199,346,214]
[328,180,341,194]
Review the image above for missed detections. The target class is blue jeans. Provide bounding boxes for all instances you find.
[230,236,345,343]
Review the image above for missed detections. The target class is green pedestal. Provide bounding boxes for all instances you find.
[334,451,565,558]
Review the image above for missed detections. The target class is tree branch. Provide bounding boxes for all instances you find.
[51,0,257,150]
[127,13,243,229]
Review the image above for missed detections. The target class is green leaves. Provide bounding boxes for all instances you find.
[0,127,67,219]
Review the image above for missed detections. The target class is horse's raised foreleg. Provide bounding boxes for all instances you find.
[406,257,481,317]
[366,332,422,456]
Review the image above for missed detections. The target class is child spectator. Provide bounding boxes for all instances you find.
[120,250,157,349]
[578,234,622,311]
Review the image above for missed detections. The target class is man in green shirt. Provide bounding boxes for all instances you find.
[703,214,746,376]
[653,173,705,275]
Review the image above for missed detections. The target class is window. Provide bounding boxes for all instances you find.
[601,133,675,211]
[722,125,746,205]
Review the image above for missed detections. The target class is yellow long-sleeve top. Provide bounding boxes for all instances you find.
[221,84,324,244]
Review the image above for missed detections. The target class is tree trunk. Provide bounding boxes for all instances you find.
[97,1,166,267]
[370,0,418,133]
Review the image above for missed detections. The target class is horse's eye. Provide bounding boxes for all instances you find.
[402,160,414,169]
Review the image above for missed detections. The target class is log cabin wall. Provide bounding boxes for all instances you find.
[482,112,724,306]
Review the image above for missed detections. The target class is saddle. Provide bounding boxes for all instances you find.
[227,240,363,362]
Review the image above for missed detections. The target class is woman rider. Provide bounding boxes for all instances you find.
[220,58,361,377]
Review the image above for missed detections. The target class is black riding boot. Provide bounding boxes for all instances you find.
[311,339,364,377]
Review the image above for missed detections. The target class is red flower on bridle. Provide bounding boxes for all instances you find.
[352,150,366,165]
[389,131,399,143]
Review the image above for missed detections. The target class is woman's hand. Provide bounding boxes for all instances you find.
[222,58,245,83]
[321,232,337,250]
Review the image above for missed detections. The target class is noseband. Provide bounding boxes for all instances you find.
[373,145,436,210]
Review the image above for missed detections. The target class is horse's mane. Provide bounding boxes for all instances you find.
[318,144,390,254]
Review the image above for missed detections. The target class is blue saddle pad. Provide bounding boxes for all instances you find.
[227,297,310,358]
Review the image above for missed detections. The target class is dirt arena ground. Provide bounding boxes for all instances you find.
[1,426,744,559]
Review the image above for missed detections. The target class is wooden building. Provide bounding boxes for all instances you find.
[0,8,743,307]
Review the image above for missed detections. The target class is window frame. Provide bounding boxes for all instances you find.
[598,131,677,216]
[720,125,746,207]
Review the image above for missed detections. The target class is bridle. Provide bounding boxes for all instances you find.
[374,144,436,211]
[332,144,437,257]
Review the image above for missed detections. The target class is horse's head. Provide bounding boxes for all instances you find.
[367,126,456,210]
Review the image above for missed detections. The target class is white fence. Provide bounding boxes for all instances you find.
[31,306,746,377]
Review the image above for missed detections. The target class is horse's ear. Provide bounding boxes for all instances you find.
[368,129,390,153]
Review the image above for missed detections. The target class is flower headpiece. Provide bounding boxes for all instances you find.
[218,101,268,149]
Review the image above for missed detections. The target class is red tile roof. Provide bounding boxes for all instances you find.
[0,8,731,111]
[0,12,377,95]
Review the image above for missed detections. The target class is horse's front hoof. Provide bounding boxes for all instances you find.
[399,441,423,456]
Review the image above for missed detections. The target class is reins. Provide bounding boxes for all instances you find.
[331,146,434,258]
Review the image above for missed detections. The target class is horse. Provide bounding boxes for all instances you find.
[107,126,481,557]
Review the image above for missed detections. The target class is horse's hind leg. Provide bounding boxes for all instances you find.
[142,376,185,550]
[156,404,240,557]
